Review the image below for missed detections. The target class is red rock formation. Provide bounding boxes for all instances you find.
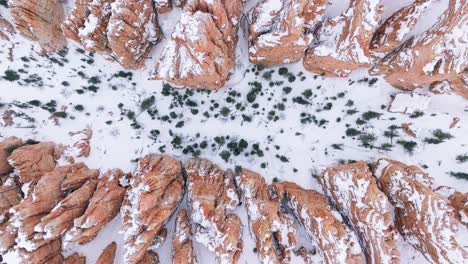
[138,251,159,264]
[274,181,364,264]
[0,176,22,223]
[107,0,161,69]
[248,0,328,65]
[184,159,242,263]
[0,136,22,175]
[121,155,184,263]
[152,0,244,89]
[0,16,15,42]
[96,241,117,264]
[320,161,399,264]
[435,186,468,226]
[32,180,97,247]
[78,0,115,54]
[9,0,66,53]
[172,210,197,264]
[10,163,98,251]
[370,0,433,55]
[0,220,16,253]
[61,0,92,43]
[155,0,172,13]
[8,142,56,184]
[304,0,383,77]
[16,238,63,264]
[65,169,126,245]
[372,0,468,98]
[64,252,86,264]
[374,159,467,263]
[236,169,296,264]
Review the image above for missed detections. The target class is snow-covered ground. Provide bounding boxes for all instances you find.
[0,0,466,263]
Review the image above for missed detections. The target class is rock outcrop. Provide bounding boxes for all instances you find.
[320,161,399,264]
[79,0,114,54]
[61,0,92,43]
[64,253,86,264]
[155,0,172,13]
[172,210,197,264]
[32,180,97,247]
[152,0,244,90]
[8,142,56,184]
[436,186,468,226]
[274,181,364,264]
[9,163,98,251]
[373,159,467,263]
[0,137,22,175]
[121,154,184,263]
[0,176,22,223]
[0,220,16,253]
[304,0,383,77]
[370,0,433,55]
[236,169,296,264]
[107,0,161,69]
[138,251,160,264]
[184,159,242,263]
[65,169,127,245]
[372,0,468,98]
[9,0,66,53]
[0,16,15,42]
[96,241,117,264]
[248,0,328,65]
[15,239,63,264]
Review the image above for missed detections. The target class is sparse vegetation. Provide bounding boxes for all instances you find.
[424,129,453,144]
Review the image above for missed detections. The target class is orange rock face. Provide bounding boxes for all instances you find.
[32,180,97,247]
[65,169,127,245]
[184,159,242,263]
[78,0,115,54]
[0,137,23,175]
[236,169,296,264]
[435,187,468,226]
[274,181,364,264]
[8,142,56,184]
[155,0,172,13]
[152,0,244,90]
[0,220,16,253]
[320,161,399,264]
[138,251,159,264]
[121,154,184,264]
[9,0,66,53]
[304,0,383,77]
[64,252,86,264]
[107,0,161,69]
[96,241,117,264]
[370,0,433,55]
[372,0,468,99]
[9,163,98,251]
[248,0,328,66]
[172,210,197,264]
[374,159,467,263]
[0,176,22,223]
[61,0,93,43]
[16,238,63,264]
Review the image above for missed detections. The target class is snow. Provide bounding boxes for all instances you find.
[0,0,467,263]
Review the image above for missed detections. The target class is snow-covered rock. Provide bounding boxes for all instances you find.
[373,159,467,264]
[304,0,383,77]
[435,186,468,226]
[155,0,173,13]
[248,0,328,66]
[184,158,242,264]
[0,136,22,175]
[320,161,400,264]
[388,93,431,114]
[274,181,364,264]
[236,169,296,264]
[172,209,197,264]
[8,142,56,184]
[78,0,115,54]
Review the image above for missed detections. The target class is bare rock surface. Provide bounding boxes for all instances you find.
[304,0,383,77]
[138,251,159,264]
[32,180,97,247]
[0,176,22,223]
[107,0,161,69]
[435,186,468,226]
[320,161,400,264]
[184,158,242,263]
[372,0,468,98]
[373,159,467,263]
[64,252,86,264]
[236,169,296,264]
[96,241,117,264]
[274,181,364,264]
[248,0,328,65]
[172,210,197,264]
[370,0,433,55]
[8,142,56,184]
[16,238,63,264]
[0,136,22,175]
[152,0,244,90]
[0,16,15,42]
[121,154,184,264]
[0,220,16,253]
[65,169,126,245]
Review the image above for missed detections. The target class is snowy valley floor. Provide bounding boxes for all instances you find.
[1,1,467,264]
